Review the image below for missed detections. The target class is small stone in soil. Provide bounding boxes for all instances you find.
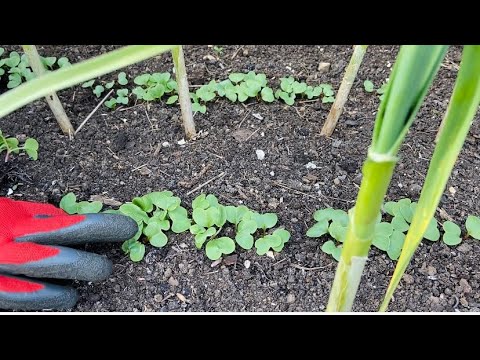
[287,293,296,303]
[317,62,331,73]
[244,260,251,269]
[256,149,265,160]
[154,294,163,303]
[168,277,179,287]
[305,162,317,169]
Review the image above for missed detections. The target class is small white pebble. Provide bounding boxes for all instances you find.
[260,132,265,137]
[7,188,13,196]
[266,251,275,259]
[449,186,456,195]
[305,162,317,169]
[177,139,186,145]
[270,171,275,176]
[398,183,403,188]
[244,260,251,269]
[256,149,265,160]
[162,141,170,147]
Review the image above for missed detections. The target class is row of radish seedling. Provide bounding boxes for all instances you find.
[59,191,480,264]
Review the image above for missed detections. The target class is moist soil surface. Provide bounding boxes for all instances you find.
[1,45,479,312]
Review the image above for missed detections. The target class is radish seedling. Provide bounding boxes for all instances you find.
[466,215,480,240]
[0,130,38,162]
[59,192,103,214]
[118,191,191,262]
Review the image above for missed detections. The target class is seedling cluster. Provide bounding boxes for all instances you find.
[190,193,290,260]
[363,79,387,100]
[59,191,290,262]
[81,69,335,113]
[308,198,480,262]
[0,48,71,89]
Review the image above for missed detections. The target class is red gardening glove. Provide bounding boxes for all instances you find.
[0,197,137,310]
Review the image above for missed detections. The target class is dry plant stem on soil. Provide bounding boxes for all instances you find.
[22,45,74,136]
[172,46,196,139]
[380,45,480,311]
[326,45,448,312]
[321,45,368,137]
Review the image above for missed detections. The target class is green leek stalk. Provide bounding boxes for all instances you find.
[172,46,196,139]
[0,45,176,119]
[326,45,448,312]
[22,45,74,136]
[380,45,480,311]
[321,45,368,137]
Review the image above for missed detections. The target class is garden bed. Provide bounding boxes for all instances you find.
[1,44,479,312]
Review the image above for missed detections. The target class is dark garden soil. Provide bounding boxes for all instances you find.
[1,45,479,312]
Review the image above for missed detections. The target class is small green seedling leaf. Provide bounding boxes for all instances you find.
[313,208,337,222]
[384,201,400,216]
[423,218,440,241]
[255,213,278,229]
[169,206,191,233]
[24,138,39,160]
[41,56,56,68]
[194,227,217,249]
[104,98,117,109]
[238,219,258,234]
[148,232,168,247]
[328,221,347,243]
[120,203,149,224]
[105,80,115,89]
[442,221,462,246]
[60,192,78,214]
[166,95,178,105]
[57,57,71,68]
[363,80,374,92]
[261,87,275,102]
[271,228,291,252]
[82,79,95,88]
[132,196,153,213]
[306,219,329,238]
[392,216,410,232]
[332,247,342,261]
[93,85,105,98]
[206,237,235,260]
[117,72,128,85]
[235,232,254,250]
[76,201,103,214]
[466,215,480,239]
[225,205,250,225]
[321,240,337,255]
[443,221,461,236]
[387,230,405,260]
[255,234,283,256]
[192,194,210,210]
[229,73,245,83]
[443,233,462,246]
[192,102,207,114]
[129,241,146,262]
[372,222,394,251]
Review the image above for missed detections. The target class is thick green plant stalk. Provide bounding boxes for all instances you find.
[0,45,176,119]
[22,45,75,136]
[172,46,196,139]
[326,45,448,312]
[380,45,480,312]
[321,45,368,137]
